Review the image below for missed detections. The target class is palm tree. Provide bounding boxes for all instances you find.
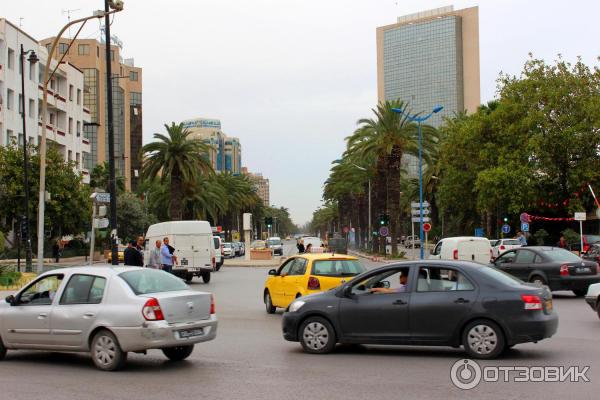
[141,122,213,220]
[345,100,439,255]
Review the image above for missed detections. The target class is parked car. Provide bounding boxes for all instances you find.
[264,254,366,313]
[239,242,246,256]
[585,282,600,319]
[222,242,234,258]
[430,236,492,264]
[491,246,600,296]
[281,260,557,359]
[267,237,284,256]
[232,242,241,257]
[404,235,420,248]
[490,238,522,259]
[212,236,223,271]
[582,243,600,263]
[145,221,214,283]
[0,266,217,371]
[302,237,323,250]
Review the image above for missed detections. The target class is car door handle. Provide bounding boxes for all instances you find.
[38,312,48,319]
[454,298,470,304]
[83,312,95,318]
[392,299,407,305]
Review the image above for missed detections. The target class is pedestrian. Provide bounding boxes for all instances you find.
[133,236,145,266]
[123,240,138,266]
[161,237,174,273]
[52,239,60,263]
[147,239,162,269]
[305,243,313,253]
[516,231,528,246]
[297,239,305,254]
[558,235,568,249]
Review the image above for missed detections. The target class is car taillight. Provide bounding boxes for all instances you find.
[560,264,570,276]
[453,249,458,260]
[210,294,215,314]
[500,245,505,250]
[308,276,320,290]
[142,298,164,321]
[212,257,216,267]
[521,294,542,310]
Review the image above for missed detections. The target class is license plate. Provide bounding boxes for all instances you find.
[178,328,203,339]
[576,267,590,273]
[545,300,553,311]
[181,258,188,266]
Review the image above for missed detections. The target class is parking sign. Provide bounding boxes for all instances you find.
[521,222,529,232]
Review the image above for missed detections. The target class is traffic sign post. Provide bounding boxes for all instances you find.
[575,212,586,253]
[410,200,431,260]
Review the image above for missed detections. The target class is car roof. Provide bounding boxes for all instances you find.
[39,265,142,277]
[295,253,358,261]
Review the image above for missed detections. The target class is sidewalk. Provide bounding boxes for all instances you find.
[0,256,94,266]
[348,248,411,263]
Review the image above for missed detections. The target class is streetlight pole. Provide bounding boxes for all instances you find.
[392,105,443,260]
[20,45,38,272]
[36,4,124,273]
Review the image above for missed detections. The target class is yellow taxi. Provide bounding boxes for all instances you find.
[263,253,366,313]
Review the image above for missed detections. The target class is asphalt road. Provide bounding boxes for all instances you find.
[0,241,599,399]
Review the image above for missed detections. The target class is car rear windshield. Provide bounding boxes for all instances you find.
[489,240,498,246]
[119,269,188,295]
[502,240,521,246]
[478,266,524,287]
[586,235,600,244]
[312,259,365,277]
[542,248,582,262]
[213,238,219,248]
[267,239,282,245]
[223,243,232,248]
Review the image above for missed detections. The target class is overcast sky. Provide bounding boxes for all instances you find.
[6,0,600,226]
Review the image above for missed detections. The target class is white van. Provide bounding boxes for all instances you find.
[303,236,323,251]
[429,236,492,264]
[145,221,214,283]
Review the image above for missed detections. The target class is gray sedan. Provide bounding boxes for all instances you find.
[0,266,217,371]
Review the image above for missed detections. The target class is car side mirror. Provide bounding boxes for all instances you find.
[268,269,277,276]
[5,295,15,305]
[342,285,353,298]
[382,280,391,289]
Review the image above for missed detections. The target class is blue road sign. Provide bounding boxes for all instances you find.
[379,226,389,237]
[474,228,484,237]
[502,224,511,234]
[521,222,529,232]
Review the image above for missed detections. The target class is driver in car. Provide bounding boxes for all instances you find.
[370,272,408,294]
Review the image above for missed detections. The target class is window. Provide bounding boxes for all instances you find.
[29,62,35,81]
[29,99,35,119]
[76,121,81,137]
[119,269,188,295]
[288,258,307,276]
[68,150,72,161]
[417,267,474,292]
[76,89,81,105]
[6,89,14,110]
[18,93,23,114]
[129,71,138,81]
[7,130,14,144]
[97,46,100,57]
[58,43,69,54]
[110,50,115,61]
[78,44,90,55]
[49,113,55,125]
[18,275,64,305]
[60,275,106,305]
[350,267,410,295]
[277,258,296,275]
[75,152,80,167]
[69,84,73,101]
[432,241,443,256]
[7,48,15,69]
[541,248,582,262]
[68,117,73,134]
[495,251,516,265]
[312,259,365,277]
[515,250,536,264]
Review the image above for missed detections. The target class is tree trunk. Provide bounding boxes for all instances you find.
[387,145,402,256]
[170,168,183,221]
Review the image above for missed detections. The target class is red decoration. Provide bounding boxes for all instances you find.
[524,213,574,222]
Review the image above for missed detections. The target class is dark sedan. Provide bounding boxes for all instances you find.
[582,243,600,264]
[282,260,558,359]
[492,246,600,296]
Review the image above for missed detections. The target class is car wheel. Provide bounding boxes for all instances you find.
[596,302,600,320]
[572,289,586,297]
[201,271,211,283]
[91,330,127,371]
[529,275,547,286]
[0,336,7,361]
[299,316,336,354]
[462,320,505,360]
[162,345,194,361]
[216,262,222,272]
[185,273,194,284]
[264,291,276,314]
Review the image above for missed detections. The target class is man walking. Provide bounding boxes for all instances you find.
[517,231,528,246]
[148,239,162,269]
[123,241,137,266]
[160,237,174,273]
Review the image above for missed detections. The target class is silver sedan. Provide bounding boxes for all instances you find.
[0,266,217,371]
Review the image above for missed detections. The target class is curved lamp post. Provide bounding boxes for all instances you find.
[36,2,124,272]
[392,105,443,260]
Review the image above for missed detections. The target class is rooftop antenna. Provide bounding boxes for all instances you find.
[62,8,81,38]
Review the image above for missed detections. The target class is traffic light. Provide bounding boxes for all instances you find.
[378,213,390,226]
[503,216,509,223]
[265,216,273,228]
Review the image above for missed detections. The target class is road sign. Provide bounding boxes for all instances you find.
[411,201,430,208]
[501,224,511,234]
[411,217,431,223]
[423,222,431,232]
[94,218,109,229]
[379,226,389,237]
[520,212,530,223]
[474,228,484,237]
[411,209,431,216]
[574,212,587,221]
[521,222,530,232]
[94,192,110,203]
[343,226,349,234]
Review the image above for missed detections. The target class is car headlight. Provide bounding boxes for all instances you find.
[288,300,305,313]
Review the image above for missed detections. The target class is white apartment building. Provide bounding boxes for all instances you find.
[0,18,91,183]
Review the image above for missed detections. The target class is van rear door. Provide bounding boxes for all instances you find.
[457,240,491,263]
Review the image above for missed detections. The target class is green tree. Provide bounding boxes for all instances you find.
[141,122,213,220]
[89,162,125,192]
[116,192,157,242]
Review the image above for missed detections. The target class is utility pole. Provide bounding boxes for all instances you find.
[104,0,118,265]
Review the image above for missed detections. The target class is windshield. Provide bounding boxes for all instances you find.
[502,239,521,246]
[489,240,498,246]
[542,248,582,262]
[312,259,365,277]
[585,235,600,244]
[223,243,232,248]
[252,241,266,247]
[478,266,524,287]
[213,238,219,248]
[119,269,188,295]
[267,239,282,246]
